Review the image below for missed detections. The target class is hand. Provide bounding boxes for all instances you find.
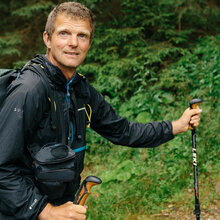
[172,107,202,135]
[38,202,87,220]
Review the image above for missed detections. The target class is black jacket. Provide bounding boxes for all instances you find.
[0,54,174,219]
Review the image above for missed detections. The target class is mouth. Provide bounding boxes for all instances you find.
[64,52,80,56]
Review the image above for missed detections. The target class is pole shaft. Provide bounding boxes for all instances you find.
[189,98,202,219]
[192,128,200,219]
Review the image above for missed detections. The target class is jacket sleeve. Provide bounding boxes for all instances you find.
[89,85,174,148]
[0,72,48,219]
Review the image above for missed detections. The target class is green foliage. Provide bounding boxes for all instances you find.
[12,2,55,18]
[0,33,21,56]
[0,0,219,218]
[84,35,220,218]
[158,35,220,105]
[0,0,56,68]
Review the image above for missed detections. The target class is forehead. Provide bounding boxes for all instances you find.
[54,13,91,34]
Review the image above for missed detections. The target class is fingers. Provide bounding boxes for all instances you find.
[189,108,202,128]
[64,203,87,220]
[190,107,202,114]
[190,116,200,127]
[38,202,87,220]
[72,204,87,215]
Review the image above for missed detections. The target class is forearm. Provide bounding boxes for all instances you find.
[93,118,174,148]
[38,203,52,220]
[172,120,185,135]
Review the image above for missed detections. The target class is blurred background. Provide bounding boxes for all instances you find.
[0,0,219,219]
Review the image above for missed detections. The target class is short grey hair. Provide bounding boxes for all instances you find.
[45,2,95,40]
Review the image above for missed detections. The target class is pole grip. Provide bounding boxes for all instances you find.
[73,176,102,205]
[189,99,202,130]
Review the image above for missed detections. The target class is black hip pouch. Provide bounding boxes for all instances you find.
[30,143,76,200]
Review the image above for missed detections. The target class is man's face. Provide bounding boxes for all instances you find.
[43,13,91,76]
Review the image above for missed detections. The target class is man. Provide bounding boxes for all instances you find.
[0,2,202,220]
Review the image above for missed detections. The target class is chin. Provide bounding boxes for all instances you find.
[62,61,77,67]
[63,64,78,70]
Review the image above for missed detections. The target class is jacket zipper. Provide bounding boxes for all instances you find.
[66,75,76,146]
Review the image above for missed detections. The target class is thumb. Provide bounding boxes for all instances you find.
[189,108,202,116]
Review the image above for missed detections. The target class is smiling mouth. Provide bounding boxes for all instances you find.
[65,52,79,56]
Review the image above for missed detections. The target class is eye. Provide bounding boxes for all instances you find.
[78,33,90,40]
[59,31,68,36]
[79,33,86,38]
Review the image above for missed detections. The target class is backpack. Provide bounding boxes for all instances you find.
[0,64,89,145]
[0,65,59,136]
[0,69,19,109]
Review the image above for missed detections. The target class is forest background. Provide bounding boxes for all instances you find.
[0,0,219,219]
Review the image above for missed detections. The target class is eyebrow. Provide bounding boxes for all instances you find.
[56,27,69,33]
[78,31,91,37]
[56,27,91,37]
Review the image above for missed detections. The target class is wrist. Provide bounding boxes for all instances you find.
[172,120,183,135]
[38,203,53,220]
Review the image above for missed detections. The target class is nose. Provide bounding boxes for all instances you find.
[68,35,78,47]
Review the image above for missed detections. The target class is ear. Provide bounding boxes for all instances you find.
[43,31,51,49]
[88,42,91,50]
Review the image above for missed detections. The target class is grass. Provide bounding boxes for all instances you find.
[81,135,219,219]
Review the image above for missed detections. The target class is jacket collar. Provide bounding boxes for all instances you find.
[30,54,82,91]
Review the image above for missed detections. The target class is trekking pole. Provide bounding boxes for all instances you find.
[189,98,202,220]
[73,176,102,205]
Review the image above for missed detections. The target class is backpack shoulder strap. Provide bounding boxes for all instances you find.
[24,64,62,142]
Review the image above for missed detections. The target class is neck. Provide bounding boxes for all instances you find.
[45,54,76,81]
[61,69,76,81]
